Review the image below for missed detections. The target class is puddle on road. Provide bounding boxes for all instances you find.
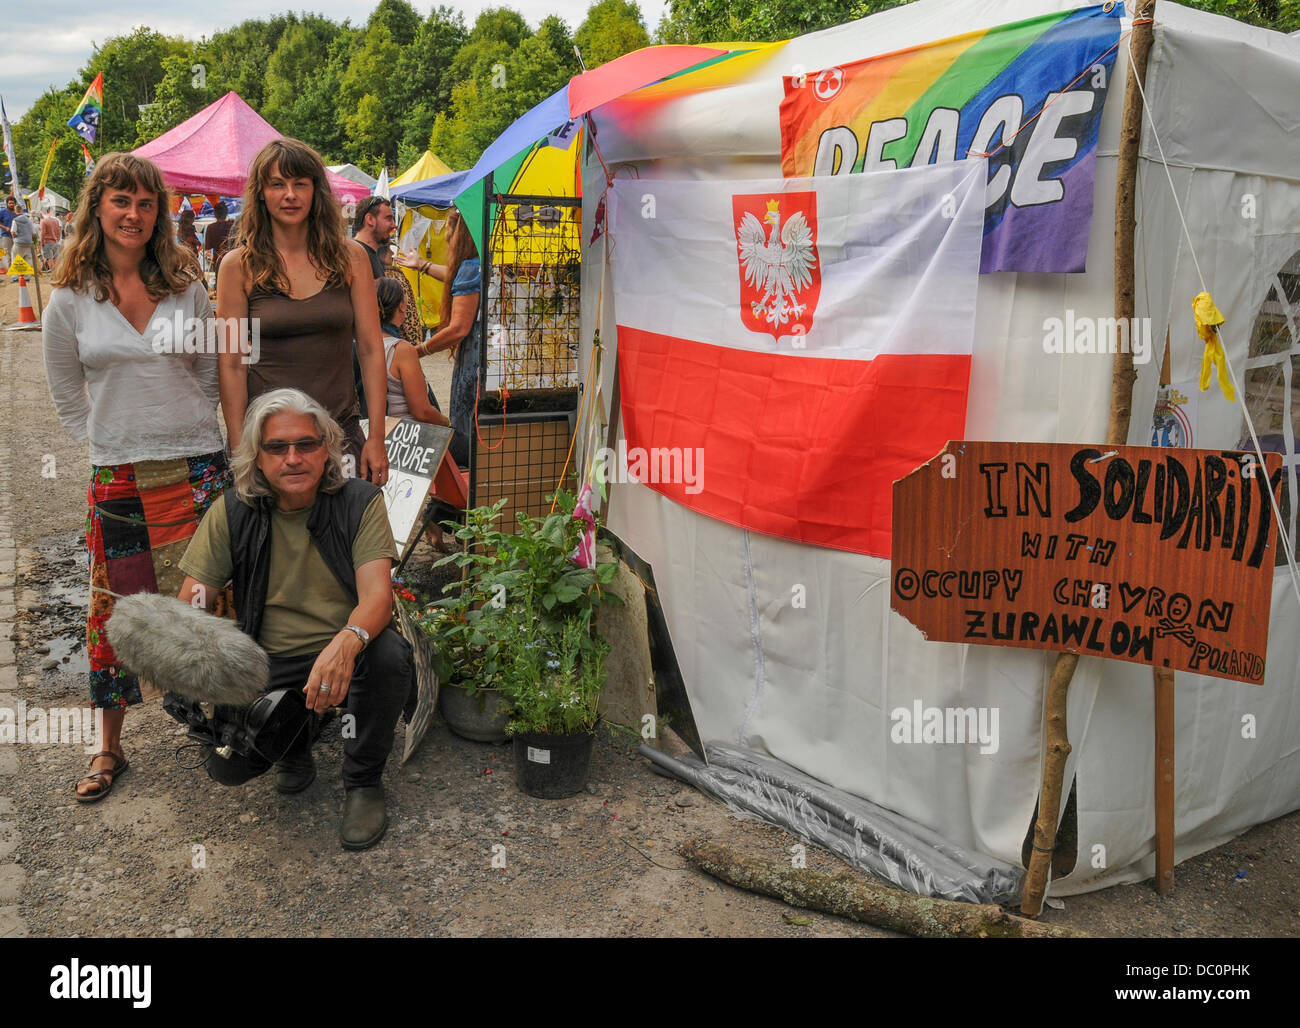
[24,533,90,686]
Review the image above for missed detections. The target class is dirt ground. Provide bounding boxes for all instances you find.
[3,276,1299,939]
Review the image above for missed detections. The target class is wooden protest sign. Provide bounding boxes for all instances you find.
[380,417,453,559]
[891,442,1283,685]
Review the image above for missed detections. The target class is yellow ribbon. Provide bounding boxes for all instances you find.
[1194,291,1234,402]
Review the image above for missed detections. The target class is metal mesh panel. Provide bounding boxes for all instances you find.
[483,199,582,393]
[470,192,582,525]
[474,412,577,526]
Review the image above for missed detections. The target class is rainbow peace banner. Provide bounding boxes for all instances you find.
[780,4,1122,273]
[68,72,103,145]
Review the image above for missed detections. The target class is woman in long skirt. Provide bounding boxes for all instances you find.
[43,153,230,802]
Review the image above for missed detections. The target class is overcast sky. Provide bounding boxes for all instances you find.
[2,0,669,120]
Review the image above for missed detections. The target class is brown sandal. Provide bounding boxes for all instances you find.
[74,750,129,804]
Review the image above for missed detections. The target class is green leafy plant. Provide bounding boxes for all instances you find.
[499,614,611,735]
[403,500,512,697]
[402,488,622,728]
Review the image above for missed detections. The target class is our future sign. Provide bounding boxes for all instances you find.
[890,442,1284,684]
[381,418,453,556]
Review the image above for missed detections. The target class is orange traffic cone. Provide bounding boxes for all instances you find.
[15,275,37,325]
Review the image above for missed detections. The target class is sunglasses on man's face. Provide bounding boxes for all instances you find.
[259,436,325,457]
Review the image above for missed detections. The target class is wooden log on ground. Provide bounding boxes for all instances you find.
[680,838,1083,939]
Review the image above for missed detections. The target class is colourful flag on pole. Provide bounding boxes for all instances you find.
[37,138,58,199]
[1,96,25,211]
[779,3,1121,273]
[80,142,95,177]
[607,159,986,558]
[67,72,104,145]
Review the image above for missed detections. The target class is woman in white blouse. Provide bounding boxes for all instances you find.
[44,153,231,803]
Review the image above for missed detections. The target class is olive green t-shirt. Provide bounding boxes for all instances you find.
[180,492,398,657]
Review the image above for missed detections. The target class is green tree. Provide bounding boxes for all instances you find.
[134,44,223,144]
[576,0,651,67]
[1180,0,1300,32]
[430,13,579,171]
[430,7,536,169]
[264,18,355,153]
[204,16,299,111]
[76,28,189,151]
[10,86,85,205]
[395,6,469,159]
[505,15,580,113]
[339,22,404,164]
[447,6,531,83]
[369,0,422,47]
[654,0,915,42]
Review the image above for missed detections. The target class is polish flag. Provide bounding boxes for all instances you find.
[608,159,986,558]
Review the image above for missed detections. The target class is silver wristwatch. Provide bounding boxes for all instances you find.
[343,624,370,649]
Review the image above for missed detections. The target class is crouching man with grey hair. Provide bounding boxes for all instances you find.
[177,387,411,849]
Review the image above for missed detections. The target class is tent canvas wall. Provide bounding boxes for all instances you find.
[579,0,1300,895]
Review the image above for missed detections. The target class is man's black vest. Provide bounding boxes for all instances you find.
[225,478,381,642]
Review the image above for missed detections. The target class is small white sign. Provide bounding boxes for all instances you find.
[527,746,551,765]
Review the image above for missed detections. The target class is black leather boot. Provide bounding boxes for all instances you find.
[340,785,387,850]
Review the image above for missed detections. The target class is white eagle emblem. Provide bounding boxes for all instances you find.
[736,199,818,330]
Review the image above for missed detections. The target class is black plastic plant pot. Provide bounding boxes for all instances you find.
[512,731,596,799]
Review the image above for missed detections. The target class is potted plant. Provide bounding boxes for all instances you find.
[500,613,610,798]
[484,485,621,798]
[418,502,515,743]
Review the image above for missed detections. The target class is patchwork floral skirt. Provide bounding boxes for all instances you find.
[85,450,231,709]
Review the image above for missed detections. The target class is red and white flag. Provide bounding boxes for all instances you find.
[608,159,985,558]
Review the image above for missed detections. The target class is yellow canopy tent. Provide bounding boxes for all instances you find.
[392,151,453,188]
[394,135,580,327]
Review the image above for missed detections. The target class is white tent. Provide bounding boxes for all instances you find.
[23,186,71,212]
[327,163,378,190]
[579,0,1300,895]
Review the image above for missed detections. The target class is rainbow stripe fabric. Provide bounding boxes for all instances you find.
[780,4,1122,273]
[68,72,103,145]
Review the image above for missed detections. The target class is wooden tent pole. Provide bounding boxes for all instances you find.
[1153,666,1175,893]
[1020,0,1157,917]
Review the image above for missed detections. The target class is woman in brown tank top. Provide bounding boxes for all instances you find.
[216,138,389,484]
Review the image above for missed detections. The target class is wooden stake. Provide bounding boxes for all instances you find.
[681,838,1083,938]
[1020,1,1157,917]
[1153,665,1175,894]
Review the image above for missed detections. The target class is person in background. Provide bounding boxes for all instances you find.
[380,245,424,347]
[375,277,460,551]
[43,153,228,803]
[1,195,16,271]
[217,137,389,483]
[203,200,234,285]
[375,276,449,428]
[396,209,480,463]
[63,209,76,241]
[10,203,36,279]
[352,195,395,280]
[177,208,201,258]
[40,207,63,271]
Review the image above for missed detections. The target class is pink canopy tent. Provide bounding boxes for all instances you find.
[134,92,370,201]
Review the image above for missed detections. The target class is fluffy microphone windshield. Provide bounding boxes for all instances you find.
[106,593,269,707]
